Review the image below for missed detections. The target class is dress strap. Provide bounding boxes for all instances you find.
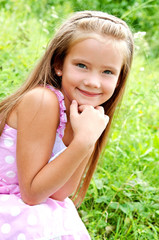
[45,85,67,139]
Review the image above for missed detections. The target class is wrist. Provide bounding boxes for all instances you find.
[72,135,94,152]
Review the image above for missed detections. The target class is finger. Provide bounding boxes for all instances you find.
[95,106,105,114]
[105,115,109,125]
[78,105,86,113]
[70,100,78,117]
[78,104,94,113]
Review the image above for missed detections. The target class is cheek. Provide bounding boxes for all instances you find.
[102,80,117,94]
[63,71,82,87]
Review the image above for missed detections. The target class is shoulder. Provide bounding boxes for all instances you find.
[18,86,59,113]
[22,86,59,106]
[7,87,60,129]
[17,86,60,127]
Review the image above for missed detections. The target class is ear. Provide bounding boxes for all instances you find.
[54,68,62,76]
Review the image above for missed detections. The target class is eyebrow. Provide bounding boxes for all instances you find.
[72,58,120,72]
[102,65,119,72]
[72,58,90,64]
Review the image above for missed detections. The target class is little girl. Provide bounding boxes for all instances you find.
[0,10,134,240]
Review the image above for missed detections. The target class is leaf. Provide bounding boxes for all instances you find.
[140,147,153,158]
[119,204,131,214]
[111,185,122,192]
[109,202,119,210]
[156,210,159,215]
[95,196,109,203]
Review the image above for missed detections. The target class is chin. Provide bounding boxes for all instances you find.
[77,101,97,107]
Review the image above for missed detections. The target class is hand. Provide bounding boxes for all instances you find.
[70,100,109,146]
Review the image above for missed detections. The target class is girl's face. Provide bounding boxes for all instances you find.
[56,36,123,109]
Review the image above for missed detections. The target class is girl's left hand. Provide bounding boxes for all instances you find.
[70,100,109,147]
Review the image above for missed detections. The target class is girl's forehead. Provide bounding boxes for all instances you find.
[65,35,128,69]
[68,33,127,56]
[70,32,110,46]
[65,37,124,70]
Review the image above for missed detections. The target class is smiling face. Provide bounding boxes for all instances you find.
[56,36,124,110]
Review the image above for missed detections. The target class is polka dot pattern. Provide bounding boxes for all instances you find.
[4,137,14,147]
[5,155,15,164]
[10,206,21,216]
[17,233,26,240]
[6,171,16,178]
[1,223,11,234]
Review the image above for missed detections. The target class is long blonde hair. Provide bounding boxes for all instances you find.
[0,11,134,206]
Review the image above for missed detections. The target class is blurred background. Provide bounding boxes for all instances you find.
[0,0,159,239]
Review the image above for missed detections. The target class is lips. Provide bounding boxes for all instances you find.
[77,88,101,97]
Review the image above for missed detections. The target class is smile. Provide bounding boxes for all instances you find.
[77,88,101,97]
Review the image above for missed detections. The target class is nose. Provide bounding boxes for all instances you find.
[83,73,101,88]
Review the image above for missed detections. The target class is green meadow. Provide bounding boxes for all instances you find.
[0,1,159,239]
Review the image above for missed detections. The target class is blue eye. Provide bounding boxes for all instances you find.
[103,70,112,75]
[77,63,87,69]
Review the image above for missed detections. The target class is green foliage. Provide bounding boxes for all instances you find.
[68,0,159,57]
[0,1,159,239]
[0,0,72,95]
[0,0,159,58]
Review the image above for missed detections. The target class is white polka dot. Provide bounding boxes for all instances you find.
[17,233,26,240]
[6,171,16,178]
[27,214,37,226]
[4,137,14,147]
[5,155,15,164]
[0,195,10,201]
[1,223,11,234]
[11,206,21,216]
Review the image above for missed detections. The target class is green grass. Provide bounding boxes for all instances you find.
[0,3,159,240]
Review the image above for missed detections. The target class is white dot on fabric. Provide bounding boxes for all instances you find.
[11,206,21,216]
[0,195,10,201]
[27,214,37,226]
[4,138,14,147]
[17,233,26,240]
[6,171,16,178]
[5,155,15,164]
[1,223,11,234]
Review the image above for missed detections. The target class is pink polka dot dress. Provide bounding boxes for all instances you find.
[0,86,91,240]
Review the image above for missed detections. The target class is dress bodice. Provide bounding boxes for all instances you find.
[0,85,67,191]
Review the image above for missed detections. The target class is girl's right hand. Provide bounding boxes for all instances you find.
[70,100,109,146]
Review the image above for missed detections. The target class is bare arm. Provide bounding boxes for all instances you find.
[50,102,109,201]
[50,146,94,201]
[17,89,108,205]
